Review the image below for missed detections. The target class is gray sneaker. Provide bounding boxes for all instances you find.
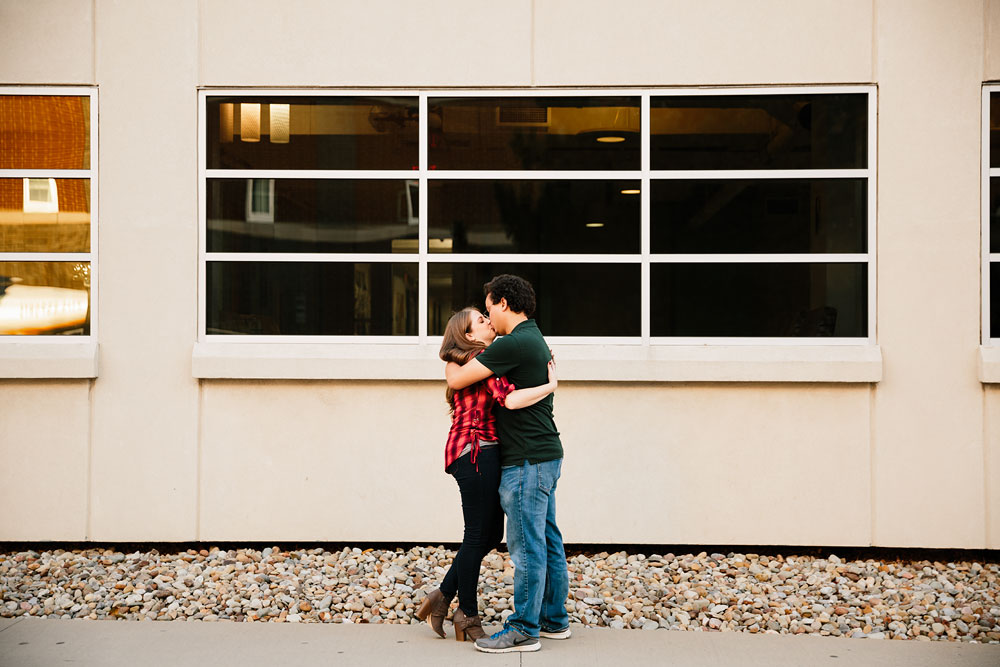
[474,625,541,653]
[539,626,572,639]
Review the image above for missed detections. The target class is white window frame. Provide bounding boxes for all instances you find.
[245,178,275,223]
[198,86,875,347]
[0,86,98,343]
[23,177,59,213]
[984,86,999,345]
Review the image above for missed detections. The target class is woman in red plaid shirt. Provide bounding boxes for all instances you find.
[416,307,557,643]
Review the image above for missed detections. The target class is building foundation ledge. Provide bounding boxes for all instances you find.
[0,342,98,378]
[192,342,883,383]
[978,346,1000,383]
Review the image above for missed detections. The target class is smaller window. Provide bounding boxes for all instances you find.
[23,178,59,213]
[245,179,274,223]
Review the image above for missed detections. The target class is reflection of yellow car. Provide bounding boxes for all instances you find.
[0,282,89,335]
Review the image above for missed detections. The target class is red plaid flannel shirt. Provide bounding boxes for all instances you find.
[445,373,514,471]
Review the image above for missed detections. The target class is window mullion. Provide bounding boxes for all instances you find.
[641,92,651,342]
[419,94,429,340]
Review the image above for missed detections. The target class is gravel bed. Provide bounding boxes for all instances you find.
[2,547,998,642]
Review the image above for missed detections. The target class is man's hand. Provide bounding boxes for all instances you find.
[445,357,493,390]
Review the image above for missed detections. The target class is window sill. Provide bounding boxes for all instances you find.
[192,342,882,383]
[0,342,98,378]
[979,346,1000,383]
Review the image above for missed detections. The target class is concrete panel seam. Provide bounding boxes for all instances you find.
[0,617,25,635]
[869,381,877,546]
[91,0,97,84]
[871,0,878,82]
[196,379,203,541]
[531,0,536,86]
[86,378,94,540]
[985,386,992,547]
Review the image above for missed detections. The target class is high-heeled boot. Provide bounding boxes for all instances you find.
[452,607,486,642]
[415,588,452,638]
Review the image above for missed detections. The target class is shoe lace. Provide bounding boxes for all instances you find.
[488,624,512,640]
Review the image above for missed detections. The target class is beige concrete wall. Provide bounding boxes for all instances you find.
[86,0,201,540]
[200,381,450,541]
[198,0,533,86]
[198,381,873,545]
[1,0,997,548]
[872,0,987,548]
[0,381,91,540]
[534,0,874,86]
[0,0,94,84]
[553,383,873,546]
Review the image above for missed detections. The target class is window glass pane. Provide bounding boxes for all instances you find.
[651,94,867,170]
[207,179,418,253]
[993,262,1000,338]
[206,97,418,170]
[992,93,1000,168]
[991,178,1000,253]
[428,97,640,170]
[0,96,90,170]
[428,180,640,254]
[0,261,90,335]
[0,178,90,252]
[207,262,417,335]
[651,263,866,337]
[428,262,639,336]
[651,179,866,254]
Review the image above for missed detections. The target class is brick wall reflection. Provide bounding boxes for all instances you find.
[0,96,89,169]
[0,96,91,253]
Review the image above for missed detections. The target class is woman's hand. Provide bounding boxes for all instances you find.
[547,359,558,388]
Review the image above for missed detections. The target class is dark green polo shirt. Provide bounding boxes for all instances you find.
[476,319,562,466]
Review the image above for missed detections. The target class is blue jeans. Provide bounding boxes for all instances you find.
[499,458,569,638]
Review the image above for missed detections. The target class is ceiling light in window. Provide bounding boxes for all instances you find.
[585,222,604,228]
[240,103,261,142]
[596,136,625,143]
[220,103,234,143]
[270,104,290,143]
[620,189,640,195]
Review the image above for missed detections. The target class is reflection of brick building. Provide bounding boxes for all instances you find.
[0,96,90,254]
[0,96,89,169]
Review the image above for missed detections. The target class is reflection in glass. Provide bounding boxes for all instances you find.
[428,263,639,336]
[993,263,1000,337]
[206,97,418,170]
[0,178,91,252]
[207,179,418,253]
[651,94,867,170]
[651,179,866,254]
[651,263,866,337]
[0,95,91,170]
[428,97,640,170]
[0,261,90,335]
[991,178,1000,253]
[428,180,639,254]
[207,262,417,335]
[992,93,1000,168]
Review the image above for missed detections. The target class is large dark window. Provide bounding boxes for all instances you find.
[201,90,872,340]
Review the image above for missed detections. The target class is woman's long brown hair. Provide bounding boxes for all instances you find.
[439,307,487,410]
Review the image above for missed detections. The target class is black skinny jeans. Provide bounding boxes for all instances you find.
[439,446,504,616]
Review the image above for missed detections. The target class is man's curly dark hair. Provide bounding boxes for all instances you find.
[483,274,536,317]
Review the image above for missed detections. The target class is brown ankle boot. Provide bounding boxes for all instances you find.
[452,607,485,642]
[415,588,452,638]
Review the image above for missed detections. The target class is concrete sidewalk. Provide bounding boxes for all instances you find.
[1,617,998,667]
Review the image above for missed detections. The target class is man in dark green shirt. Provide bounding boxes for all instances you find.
[446,274,570,653]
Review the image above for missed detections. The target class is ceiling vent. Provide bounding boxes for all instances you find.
[497,105,549,126]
